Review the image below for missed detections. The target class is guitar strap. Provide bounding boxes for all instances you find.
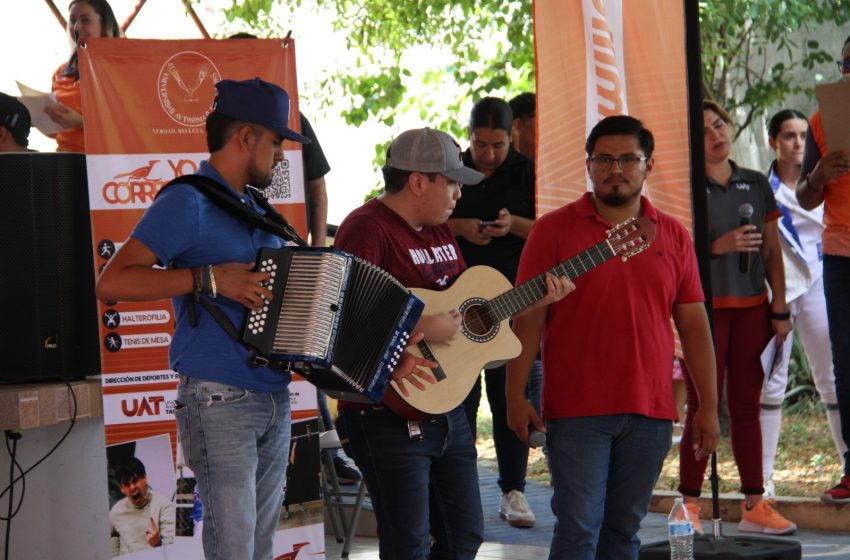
[155,174,306,370]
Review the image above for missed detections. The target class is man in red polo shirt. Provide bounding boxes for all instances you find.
[506,115,720,558]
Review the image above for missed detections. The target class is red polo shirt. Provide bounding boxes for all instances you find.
[516,193,704,421]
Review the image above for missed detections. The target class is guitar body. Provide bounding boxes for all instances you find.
[383,266,521,419]
[380,216,655,420]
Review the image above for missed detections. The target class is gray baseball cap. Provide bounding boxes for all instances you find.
[385,128,484,185]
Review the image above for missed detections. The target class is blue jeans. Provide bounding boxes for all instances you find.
[462,362,540,493]
[546,414,672,560]
[824,255,850,476]
[175,375,291,560]
[337,406,483,560]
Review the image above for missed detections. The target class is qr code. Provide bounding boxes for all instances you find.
[265,159,292,200]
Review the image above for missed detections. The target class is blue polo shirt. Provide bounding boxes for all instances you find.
[131,161,291,392]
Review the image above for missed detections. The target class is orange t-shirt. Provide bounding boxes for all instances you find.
[811,111,850,256]
[51,64,85,153]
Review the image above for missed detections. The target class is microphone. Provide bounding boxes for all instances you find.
[528,428,546,449]
[738,203,754,274]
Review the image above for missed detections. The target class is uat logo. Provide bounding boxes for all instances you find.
[157,51,221,127]
[122,395,166,417]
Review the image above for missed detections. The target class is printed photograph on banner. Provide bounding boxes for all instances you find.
[107,435,177,558]
[173,430,204,542]
[283,417,322,518]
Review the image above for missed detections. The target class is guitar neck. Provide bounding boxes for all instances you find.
[486,238,616,321]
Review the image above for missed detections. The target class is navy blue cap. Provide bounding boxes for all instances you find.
[213,78,310,144]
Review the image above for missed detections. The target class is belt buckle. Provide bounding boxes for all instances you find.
[251,355,270,367]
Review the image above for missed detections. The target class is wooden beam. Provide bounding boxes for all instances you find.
[44,0,67,30]
[122,0,148,32]
[183,0,210,38]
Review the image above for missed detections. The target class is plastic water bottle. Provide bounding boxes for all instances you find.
[668,497,694,560]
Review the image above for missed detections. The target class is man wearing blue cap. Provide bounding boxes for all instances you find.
[97,77,309,559]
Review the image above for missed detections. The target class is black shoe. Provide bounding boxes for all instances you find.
[332,456,361,485]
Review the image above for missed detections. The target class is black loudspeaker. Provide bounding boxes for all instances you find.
[0,152,100,383]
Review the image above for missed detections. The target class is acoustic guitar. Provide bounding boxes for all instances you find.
[382,216,656,420]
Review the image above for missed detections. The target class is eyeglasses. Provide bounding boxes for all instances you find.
[588,155,648,171]
[837,59,850,73]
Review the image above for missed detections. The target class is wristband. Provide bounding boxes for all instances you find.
[207,265,218,298]
[770,311,790,321]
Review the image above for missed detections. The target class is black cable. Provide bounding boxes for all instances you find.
[3,432,23,560]
[1,435,24,520]
[4,434,13,560]
[0,375,78,505]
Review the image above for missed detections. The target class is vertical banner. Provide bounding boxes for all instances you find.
[535,0,692,230]
[80,39,323,558]
[534,0,691,358]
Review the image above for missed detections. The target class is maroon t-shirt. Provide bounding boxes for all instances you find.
[334,198,466,409]
[335,198,466,290]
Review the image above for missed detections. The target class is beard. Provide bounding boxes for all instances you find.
[595,183,642,207]
[247,159,280,191]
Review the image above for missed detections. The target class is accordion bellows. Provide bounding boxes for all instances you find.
[242,247,424,403]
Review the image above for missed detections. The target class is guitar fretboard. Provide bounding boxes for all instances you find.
[485,239,615,322]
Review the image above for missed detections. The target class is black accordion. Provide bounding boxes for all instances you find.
[241,247,424,403]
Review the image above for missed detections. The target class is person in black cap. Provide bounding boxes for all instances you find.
[97,77,312,559]
[0,92,32,152]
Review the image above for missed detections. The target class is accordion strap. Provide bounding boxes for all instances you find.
[157,174,307,246]
[195,296,290,371]
[156,174,299,371]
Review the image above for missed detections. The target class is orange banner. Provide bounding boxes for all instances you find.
[79,39,322,557]
[535,0,692,230]
[535,0,691,358]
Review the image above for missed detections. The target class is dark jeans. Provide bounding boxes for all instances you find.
[337,406,483,560]
[824,254,850,476]
[546,414,672,559]
[461,362,539,494]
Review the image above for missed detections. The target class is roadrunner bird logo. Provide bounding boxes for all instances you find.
[113,160,160,181]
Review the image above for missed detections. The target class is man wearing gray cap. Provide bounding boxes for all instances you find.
[97,77,308,559]
[333,128,572,559]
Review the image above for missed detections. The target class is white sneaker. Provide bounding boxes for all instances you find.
[499,490,535,528]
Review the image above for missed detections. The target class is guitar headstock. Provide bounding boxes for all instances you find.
[606,216,656,262]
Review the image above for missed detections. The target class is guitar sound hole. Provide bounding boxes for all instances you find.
[463,304,494,337]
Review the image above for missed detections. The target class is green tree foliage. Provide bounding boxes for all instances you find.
[212,0,534,140]
[214,0,849,143]
[699,0,850,138]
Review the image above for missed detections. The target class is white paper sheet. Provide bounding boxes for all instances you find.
[760,335,784,387]
[15,81,64,135]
